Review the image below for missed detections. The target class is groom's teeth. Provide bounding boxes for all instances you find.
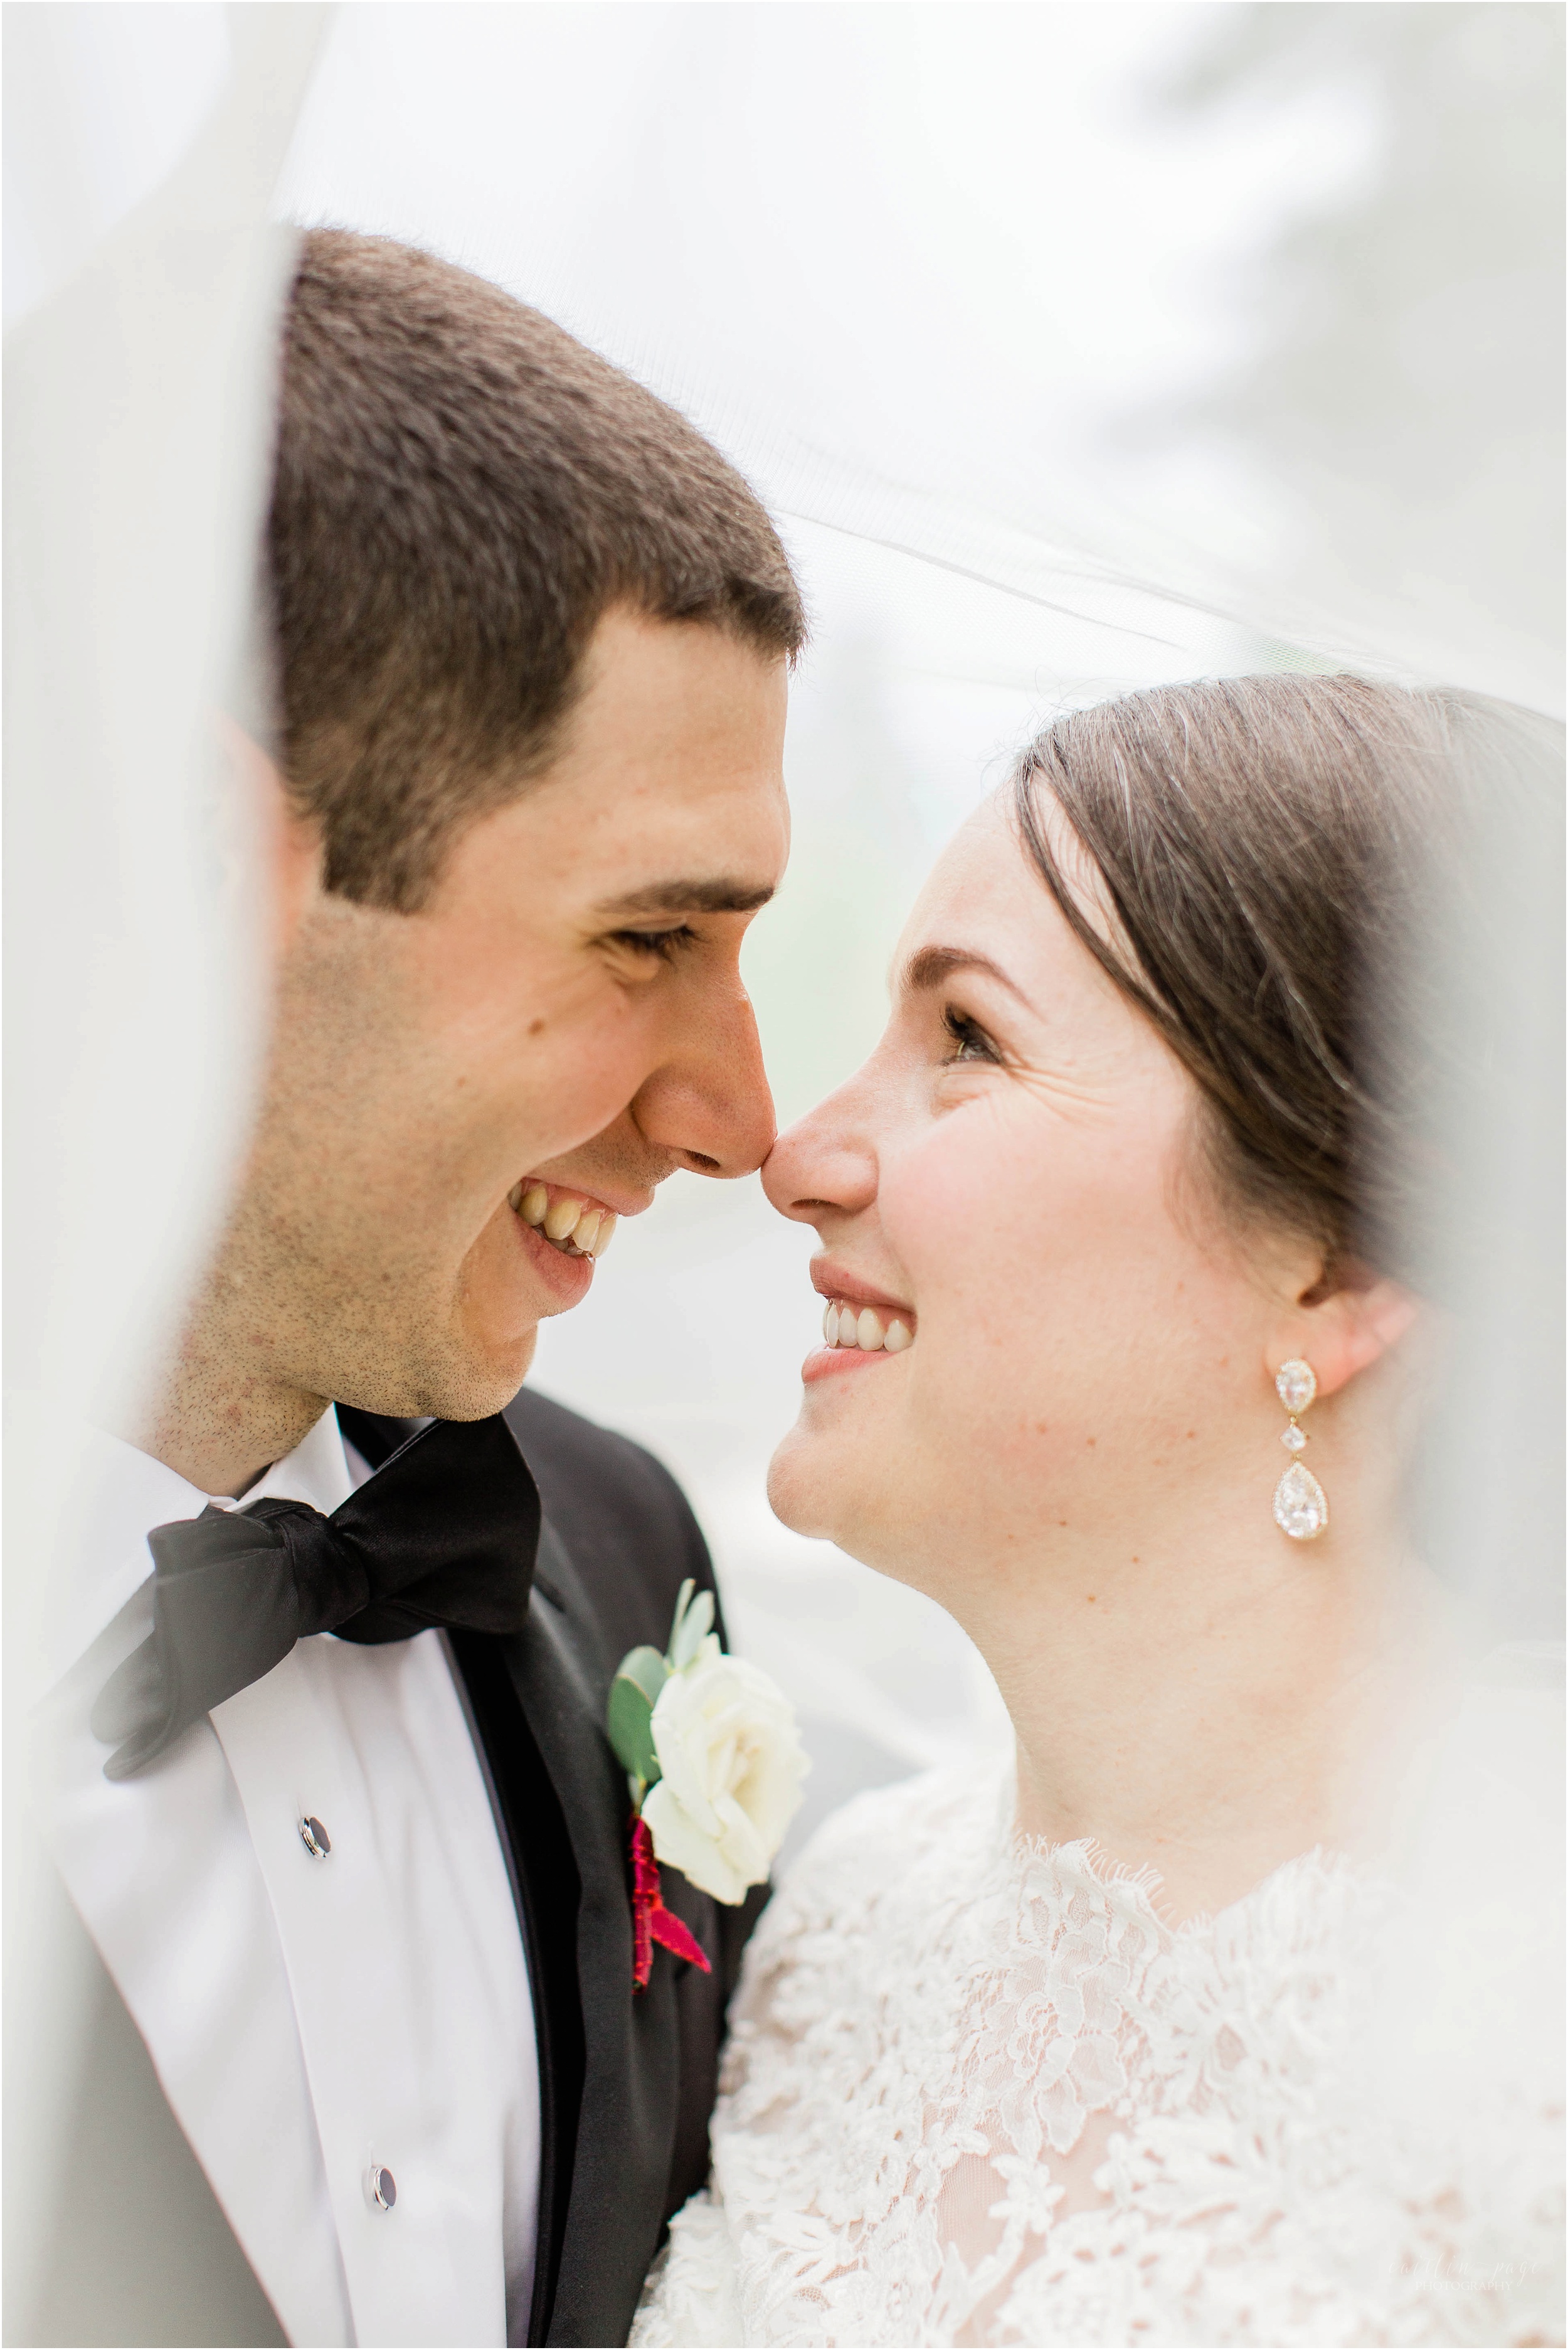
[819,1298,915,1352]
[519,1183,550,1227]
[573,1207,602,1254]
[511,1180,618,1259]
[543,1194,581,1242]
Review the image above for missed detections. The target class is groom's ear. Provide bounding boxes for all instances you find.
[218,714,323,963]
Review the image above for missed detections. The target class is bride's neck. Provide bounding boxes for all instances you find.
[956,1504,1443,1924]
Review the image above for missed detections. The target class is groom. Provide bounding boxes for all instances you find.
[40,231,803,2348]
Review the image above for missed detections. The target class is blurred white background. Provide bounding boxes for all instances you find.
[6,11,1558,2325]
[8,3,1561,1863]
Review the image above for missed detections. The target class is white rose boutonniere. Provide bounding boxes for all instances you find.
[644,1650,807,1905]
[607,1580,808,1987]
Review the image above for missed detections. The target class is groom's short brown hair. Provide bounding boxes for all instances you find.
[267,230,805,911]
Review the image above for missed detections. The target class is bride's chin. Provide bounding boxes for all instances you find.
[766,1424,846,1543]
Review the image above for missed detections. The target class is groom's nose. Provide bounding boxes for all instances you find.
[630,977,776,1178]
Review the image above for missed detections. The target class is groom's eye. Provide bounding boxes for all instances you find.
[608,924,700,965]
[941,1006,1000,1064]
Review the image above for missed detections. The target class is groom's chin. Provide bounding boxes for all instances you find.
[368,1318,540,1425]
[452,1320,540,1419]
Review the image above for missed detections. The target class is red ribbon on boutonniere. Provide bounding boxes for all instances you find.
[629,1814,711,1989]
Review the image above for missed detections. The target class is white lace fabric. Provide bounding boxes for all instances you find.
[633,1761,1562,2349]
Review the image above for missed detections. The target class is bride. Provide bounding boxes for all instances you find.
[634,674,1562,2349]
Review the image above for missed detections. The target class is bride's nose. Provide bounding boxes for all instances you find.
[762,1082,879,1225]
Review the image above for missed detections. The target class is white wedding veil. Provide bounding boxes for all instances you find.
[4,6,328,2321]
[6,4,1561,2334]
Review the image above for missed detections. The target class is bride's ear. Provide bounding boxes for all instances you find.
[217,713,322,963]
[1268,1258,1421,1401]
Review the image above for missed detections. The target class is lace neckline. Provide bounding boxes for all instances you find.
[633,1756,1562,2350]
[1006,1823,1362,1939]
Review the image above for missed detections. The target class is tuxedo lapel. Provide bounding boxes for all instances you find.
[341,1407,689,2349]
[493,1525,682,2350]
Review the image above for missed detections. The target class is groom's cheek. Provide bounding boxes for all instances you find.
[498,1002,655,1170]
[423,943,636,1159]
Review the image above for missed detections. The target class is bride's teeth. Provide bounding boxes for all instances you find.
[588,1210,616,1257]
[572,1207,602,1254]
[519,1183,549,1227]
[821,1296,914,1351]
[508,1183,524,1214]
[544,1193,581,1242]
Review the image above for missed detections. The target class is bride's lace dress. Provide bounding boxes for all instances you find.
[633,1760,1560,2349]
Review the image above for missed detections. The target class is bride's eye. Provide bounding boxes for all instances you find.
[941,1006,1000,1065]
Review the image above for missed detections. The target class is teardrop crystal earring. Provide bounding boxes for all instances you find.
[1272,1358,1328,1540]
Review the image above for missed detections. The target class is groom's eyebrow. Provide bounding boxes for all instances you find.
[596,877,776,918]
[902,944,1033,1007]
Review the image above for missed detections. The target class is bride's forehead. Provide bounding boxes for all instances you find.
[889,807,1139,1039]
[909,793,1019,908]
[898,796,1059,958]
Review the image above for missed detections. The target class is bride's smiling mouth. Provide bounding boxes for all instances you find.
[803,1263,916,1382]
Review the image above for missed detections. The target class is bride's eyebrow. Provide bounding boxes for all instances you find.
[901,943,1036,1011]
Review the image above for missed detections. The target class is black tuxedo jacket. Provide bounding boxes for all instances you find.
[21,1389,763,2350]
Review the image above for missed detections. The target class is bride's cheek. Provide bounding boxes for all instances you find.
[880,1117,1023,1336]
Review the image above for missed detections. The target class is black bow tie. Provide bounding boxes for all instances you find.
[92,1414,540,1781]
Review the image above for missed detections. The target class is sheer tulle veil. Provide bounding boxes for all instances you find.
[6,4,1560,2335]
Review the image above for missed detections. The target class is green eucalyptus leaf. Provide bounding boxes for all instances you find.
[669,1585,715,1670]
[665,1579,696,1665]
[607,1673,661,1787]
[618,1644,672,1707]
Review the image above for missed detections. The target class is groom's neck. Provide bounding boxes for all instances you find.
[135,1264,328,1500]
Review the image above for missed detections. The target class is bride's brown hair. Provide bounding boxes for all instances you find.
[1012,674,1561,1288]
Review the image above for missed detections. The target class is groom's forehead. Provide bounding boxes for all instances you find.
[548,766,790,916]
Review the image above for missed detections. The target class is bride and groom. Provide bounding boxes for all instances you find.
[43,231,1557,2350]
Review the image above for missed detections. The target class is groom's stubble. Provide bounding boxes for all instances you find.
[134,229,805,1497]
[148,608,791,1498]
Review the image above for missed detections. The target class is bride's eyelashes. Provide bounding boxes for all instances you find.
[940,1005,1002,1066]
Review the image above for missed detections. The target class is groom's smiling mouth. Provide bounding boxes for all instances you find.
[507,1178,620,1258]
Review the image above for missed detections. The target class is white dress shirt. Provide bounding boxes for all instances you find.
[40,1407,541,2348]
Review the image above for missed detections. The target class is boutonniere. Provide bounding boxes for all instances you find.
[607,1578,808,1989]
